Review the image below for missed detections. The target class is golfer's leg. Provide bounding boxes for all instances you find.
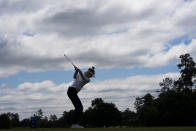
[73,95,83,124]
[67,88,83,124]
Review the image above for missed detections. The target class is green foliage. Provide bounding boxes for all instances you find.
[0,112,19,129]
[61,110,74,127]
[20,118,30,127]
[135,94,159,126]
[0,114,11,129]
[50,114,57,121]
[36,109,43,119]
[121,108,139,126]
[135,93,154,112]
[159,77,174,92]
[7,112,20,127]
[83,98,121,127]
[175,53,196,91]
[134,53,196,126]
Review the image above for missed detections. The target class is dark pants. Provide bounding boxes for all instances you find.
[67,87,83,124]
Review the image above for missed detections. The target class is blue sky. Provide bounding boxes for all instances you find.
[0,65,179,89]
[0,0,196,119]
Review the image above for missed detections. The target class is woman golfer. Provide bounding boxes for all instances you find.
[67,66,95,128]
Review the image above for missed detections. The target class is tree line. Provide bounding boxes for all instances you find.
[0,53,196,128]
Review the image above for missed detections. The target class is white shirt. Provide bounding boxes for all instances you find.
[70,72,90,92]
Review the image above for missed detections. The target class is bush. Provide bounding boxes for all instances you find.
[0,114,11,129]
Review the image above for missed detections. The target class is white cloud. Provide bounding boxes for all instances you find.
[17,80,55,92]
[0,72,179,119]
[0,0,196,77]
[0,83,6,88]
[147,39,196,67]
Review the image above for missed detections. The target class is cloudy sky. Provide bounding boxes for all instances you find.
[0,0,196,119]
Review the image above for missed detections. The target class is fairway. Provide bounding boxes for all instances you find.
[0,127,196,131]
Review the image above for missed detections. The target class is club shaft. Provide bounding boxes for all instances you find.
[64,54,75,67]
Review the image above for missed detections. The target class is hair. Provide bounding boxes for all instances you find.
[88,66,95,75]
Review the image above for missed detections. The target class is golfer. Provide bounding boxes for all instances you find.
[67,66,95,128]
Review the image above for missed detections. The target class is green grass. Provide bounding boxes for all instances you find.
[0,127,196,131]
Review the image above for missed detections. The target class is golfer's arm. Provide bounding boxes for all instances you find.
[78,69,88,82]
[73,70,78,79]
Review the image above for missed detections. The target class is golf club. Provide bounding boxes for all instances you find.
[64,54,76,67]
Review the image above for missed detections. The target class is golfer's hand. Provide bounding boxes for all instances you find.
[74,66,79,71]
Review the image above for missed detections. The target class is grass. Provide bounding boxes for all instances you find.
[0,127,196,131]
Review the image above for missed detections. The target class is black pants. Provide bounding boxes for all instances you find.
[67,87,83,124]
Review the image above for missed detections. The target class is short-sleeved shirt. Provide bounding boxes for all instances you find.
[70,72,90,92]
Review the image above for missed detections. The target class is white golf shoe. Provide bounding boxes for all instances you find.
[71,124,84,128]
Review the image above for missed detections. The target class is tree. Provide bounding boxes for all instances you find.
[157,90,194,126]
[159,77,174,93]
[91,98,104,107]
[36,109,43,119]
[20,118,30,127]
[50,114,57,121]
[83,98,121,127]
[134,94,159,126]
[134,93,154,111]
[0,114,11,129]
[121,108,138,126]
[7,112,20,127]
[175,53,196,91]
[136,53,196,126]
[61,110,74,127]
[39,116,49,128]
